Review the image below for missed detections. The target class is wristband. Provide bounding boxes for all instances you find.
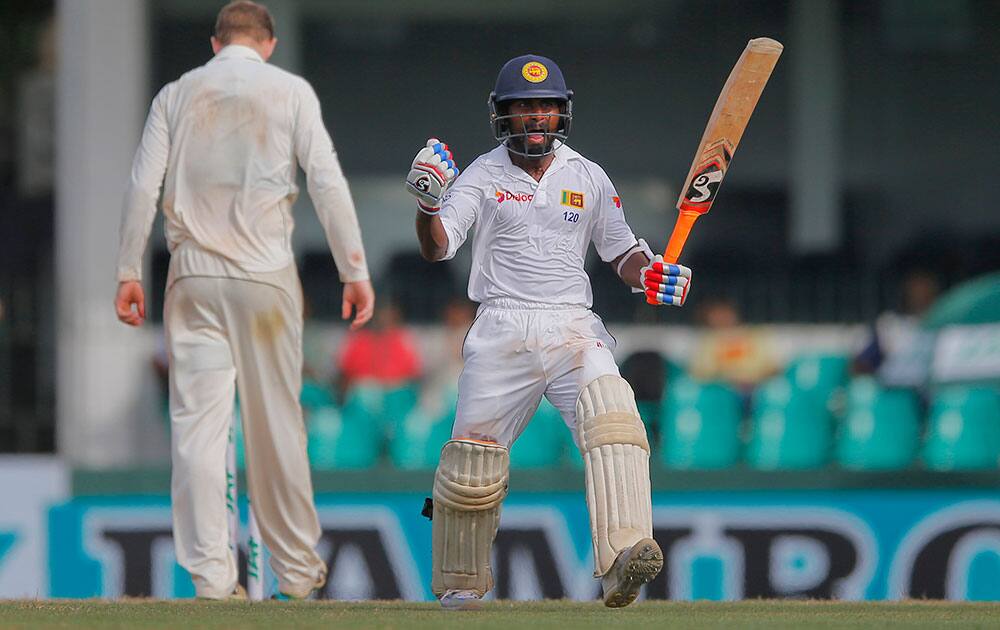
[417,201,440,216]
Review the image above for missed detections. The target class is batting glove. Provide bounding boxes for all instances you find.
[641,255,692,306]
[405,138,459,215]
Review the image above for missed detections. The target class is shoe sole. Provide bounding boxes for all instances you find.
[603,538,663,608]
[439,597,483,611]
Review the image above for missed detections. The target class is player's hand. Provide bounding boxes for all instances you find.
[342,280,375,331]
[641,255,692,307]
[115,280,146,326]
[405,138,459,214]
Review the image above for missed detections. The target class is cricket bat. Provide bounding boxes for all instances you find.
[660,37,783,270]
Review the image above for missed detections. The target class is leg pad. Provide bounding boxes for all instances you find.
[431,439,509,597]
[577,376,653,576]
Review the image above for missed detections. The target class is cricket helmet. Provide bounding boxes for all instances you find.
[489,54,573,157]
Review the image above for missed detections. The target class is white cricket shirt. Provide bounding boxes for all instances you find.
[439,143,637,307]
[116,45,369,284]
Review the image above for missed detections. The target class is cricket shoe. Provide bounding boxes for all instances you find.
[196,584,247,601]
[438,589,484,611]
[278,568,327,600]
[601,537,663,608]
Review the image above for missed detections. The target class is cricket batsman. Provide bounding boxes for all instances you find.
[404,54,692,609]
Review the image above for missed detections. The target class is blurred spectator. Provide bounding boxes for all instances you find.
[301,295,331,383]
[418,296,476,415]
[301,296,337,412]
[620,350,669,441]
[688,297,778,395]
[336,301,422,398]
[853,269,941,376]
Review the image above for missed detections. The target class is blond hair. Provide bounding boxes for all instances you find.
[214,1,274,45]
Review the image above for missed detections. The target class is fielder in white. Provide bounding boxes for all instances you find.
[114,1,374,600]
[405,54,692,609]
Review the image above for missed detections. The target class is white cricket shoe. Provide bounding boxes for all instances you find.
[601,537,663,608]
[196,584,247,601]
[439,589,484,611]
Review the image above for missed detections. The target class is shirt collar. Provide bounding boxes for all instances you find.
[494,140,570,183]
[210,44,265,64]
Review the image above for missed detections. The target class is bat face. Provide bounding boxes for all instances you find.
[679,138,734,214]
[661,37,781,266]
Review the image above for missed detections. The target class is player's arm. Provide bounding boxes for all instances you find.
[611,243,691,307]
[593,173,692,307]
[611,245,650,291]
[115,85,172,327]
[415,212,449,262]
[405,139,468,262]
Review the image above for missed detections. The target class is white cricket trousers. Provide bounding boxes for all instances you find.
[164,273,325,599]
[453,298,621,447]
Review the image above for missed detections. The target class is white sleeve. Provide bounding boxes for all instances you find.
[590,168,638,262]
[116,85,171,283]
[436,168,482,261]
[293,80,370,283]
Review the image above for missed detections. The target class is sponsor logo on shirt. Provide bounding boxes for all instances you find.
[612,196,621,209]
[495,190,534,205]
[560,190,585,209]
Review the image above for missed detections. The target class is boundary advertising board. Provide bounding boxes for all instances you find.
[40,491,1000,601]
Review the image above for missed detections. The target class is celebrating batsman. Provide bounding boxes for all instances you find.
[405,54,692,609]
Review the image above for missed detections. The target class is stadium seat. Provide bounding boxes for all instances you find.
[341,383,419,436]
[300,379,336,411]
[510,398,567,469]
[747,377,833,469]
[381,383,420,437]
[784,353,850,406]
[836,377,921,470]
[922,386,1000,471]
[660,377,743,469]
[308,405,382,469]
[389,390,457,470]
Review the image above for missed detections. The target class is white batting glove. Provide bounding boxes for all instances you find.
[405,138,459,215]
[641,255,692,306]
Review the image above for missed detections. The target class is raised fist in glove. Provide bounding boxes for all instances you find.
[405,138,459,214]
[641,255,692,306]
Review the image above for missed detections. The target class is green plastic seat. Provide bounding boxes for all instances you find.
[922,387,1000,470]
[308,405,382,469]
[341,383,384,423]
[660,378,742,469]
[637,400,661,442]
[380,384,420,438]
[510,398,567,469]
[341,382,420,438]
[300,379,336,411]
[389,391,458,470]
[785,354,850,405]
[747,377,833,469]
[836,377,921,470]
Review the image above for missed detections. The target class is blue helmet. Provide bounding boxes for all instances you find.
[489,54,573,157]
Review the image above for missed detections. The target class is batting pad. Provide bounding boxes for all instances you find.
[576,375,653,576]
[431,439,510,597]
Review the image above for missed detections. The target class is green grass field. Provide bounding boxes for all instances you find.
[2,600,999,630]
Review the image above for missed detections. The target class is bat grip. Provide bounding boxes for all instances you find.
[663,210,700,264]
[646,210,700,305]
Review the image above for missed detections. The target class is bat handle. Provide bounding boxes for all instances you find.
[663,210,700,264]
[645,210,701,305]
